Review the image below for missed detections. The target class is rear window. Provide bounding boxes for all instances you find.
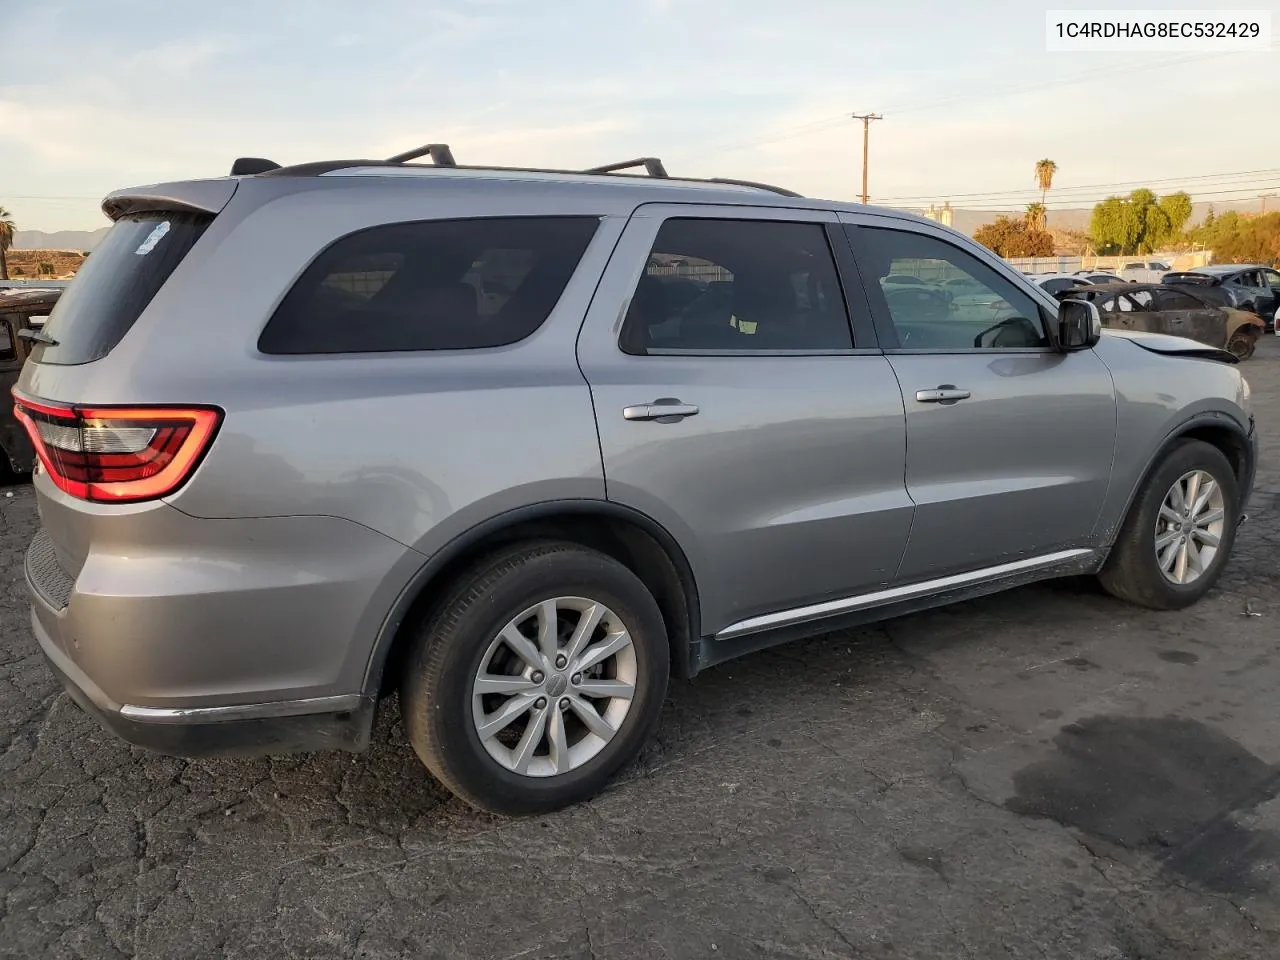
[32,212,211,366]
[258,216,600,354]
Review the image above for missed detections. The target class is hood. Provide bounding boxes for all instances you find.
[1101,328,1238,364]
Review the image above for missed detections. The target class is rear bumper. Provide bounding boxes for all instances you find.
[22,480,424,757]
[33,606,375,756]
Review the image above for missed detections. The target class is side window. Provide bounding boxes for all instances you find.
[1126,290,1156,310]
[259,216,600,354]
[1240,270,1263,288]
[0,319,14,361]
[1155,289,1204,311]
[621,218,853,354]
[851,227,1049,350]
[1263,269,1280,289]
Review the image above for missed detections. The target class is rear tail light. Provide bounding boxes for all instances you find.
[12,391,221,503]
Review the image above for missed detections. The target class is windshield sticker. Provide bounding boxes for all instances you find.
[134,221,171,256]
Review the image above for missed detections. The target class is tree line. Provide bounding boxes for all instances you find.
[970,160,1278,264]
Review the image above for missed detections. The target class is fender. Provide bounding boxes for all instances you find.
[360,499,703,697]
[1102,409,1256,553]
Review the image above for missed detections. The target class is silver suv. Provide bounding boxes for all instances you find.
[17,147,1257,814]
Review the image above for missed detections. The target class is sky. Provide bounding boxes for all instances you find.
[2,0,1277,233]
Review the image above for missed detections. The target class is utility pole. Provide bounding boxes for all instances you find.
[1262,193,1276,213]
[851,112,882,205]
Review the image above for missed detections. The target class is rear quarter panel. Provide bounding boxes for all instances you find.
[1091,334,1250,541]
[19,180,634,556]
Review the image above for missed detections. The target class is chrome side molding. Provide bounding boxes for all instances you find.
[120,693,364,724]
[715,548,1097,641]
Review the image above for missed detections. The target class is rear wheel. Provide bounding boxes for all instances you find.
[401,541,670,815]
[1098,439,1239,610]
[1226,329,1258,360]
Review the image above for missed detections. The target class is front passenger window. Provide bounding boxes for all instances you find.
[850,227,1049,350]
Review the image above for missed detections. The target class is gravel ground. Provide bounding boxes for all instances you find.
[2,337,1279,960]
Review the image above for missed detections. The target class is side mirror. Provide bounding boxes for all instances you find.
[1058,298,1101,350]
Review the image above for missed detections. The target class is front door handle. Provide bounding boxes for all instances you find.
[915,386,971,404]
[623,398,700,422]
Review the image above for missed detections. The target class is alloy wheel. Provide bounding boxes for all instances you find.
[471,597,637,777]
[1154,469,1226,585]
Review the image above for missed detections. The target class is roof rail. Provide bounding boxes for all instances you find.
[238,144,803,197]
[385,143,457,165]
[584,157,669,178]
[706,177,802,198]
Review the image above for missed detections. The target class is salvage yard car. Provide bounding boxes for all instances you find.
[15,147,1258,814]
[0,287,62,478]
[1163,265,1280,331]
[1060,282,1266,359]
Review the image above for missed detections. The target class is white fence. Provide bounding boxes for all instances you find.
[1009,251,1213,275]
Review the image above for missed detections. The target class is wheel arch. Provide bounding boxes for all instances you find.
[363,500,704,700]
[1103,411,1253,555]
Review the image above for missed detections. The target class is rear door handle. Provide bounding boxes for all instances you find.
[915,386,971,404]
[623,398,700,421]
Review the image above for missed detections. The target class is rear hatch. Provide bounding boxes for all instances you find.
[14,180,236,577]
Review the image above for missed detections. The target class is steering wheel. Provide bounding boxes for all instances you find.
[973,316,1038,349]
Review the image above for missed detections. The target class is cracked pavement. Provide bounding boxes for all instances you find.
[2,337,1279,959]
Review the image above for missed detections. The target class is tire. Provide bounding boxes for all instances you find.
[1098,439,1240,610]
[1226,330,1257,360]
[401,541,670,815]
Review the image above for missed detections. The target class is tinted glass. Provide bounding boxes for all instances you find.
[1156,289,1205,311]
[31,212,211,366]
[259,217,599,354]
[852,227,1048,350]
[1040,278,1084,295]
[620,219,853,353]
[1263,270,1280,289]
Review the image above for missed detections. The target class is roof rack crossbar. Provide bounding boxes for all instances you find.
[584,157,669,178]
[385,143,457,166]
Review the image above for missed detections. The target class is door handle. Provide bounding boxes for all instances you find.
[915,386,971,404]
[623,398,700,421]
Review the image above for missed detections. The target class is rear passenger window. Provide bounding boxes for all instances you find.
[259,217,599,354]
[1155,290,1204,311]
[620,219,853,354]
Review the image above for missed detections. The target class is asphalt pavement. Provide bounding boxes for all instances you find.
[2,337,1279,960]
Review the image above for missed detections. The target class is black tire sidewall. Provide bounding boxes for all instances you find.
[1127,440,1240,605]
[412,547,669,814]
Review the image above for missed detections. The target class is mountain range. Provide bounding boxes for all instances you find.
[12,227,111,252]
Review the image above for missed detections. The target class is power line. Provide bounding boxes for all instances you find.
[922,185,1280,212]
[682,45,1266,163]
[877,167,1280,203]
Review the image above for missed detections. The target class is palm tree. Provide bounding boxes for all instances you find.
[0,207,14,282]
[1025,202,1047,232]
[1035,159,1057,210]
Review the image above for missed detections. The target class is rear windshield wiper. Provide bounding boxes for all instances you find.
[18,329,59,346]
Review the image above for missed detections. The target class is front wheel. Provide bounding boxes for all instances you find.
[401,542,670,815]
[1098,439,1240,610]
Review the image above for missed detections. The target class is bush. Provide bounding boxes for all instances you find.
[973,216,1054,258]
